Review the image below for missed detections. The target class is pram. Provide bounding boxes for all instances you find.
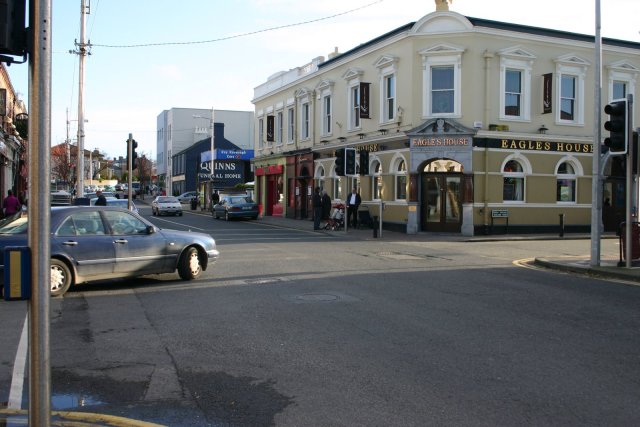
[323,203,345,230]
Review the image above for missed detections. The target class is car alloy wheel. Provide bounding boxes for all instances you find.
[50,259,72,297]
[178,247,202,280]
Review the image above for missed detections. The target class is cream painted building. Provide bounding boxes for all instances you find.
[251,1,640,236]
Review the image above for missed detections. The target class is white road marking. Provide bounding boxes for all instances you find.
[8,312,28,409]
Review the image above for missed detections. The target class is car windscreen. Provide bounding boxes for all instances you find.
[229,196,252,204]
[158,197,179,203]
[0,215,28,234]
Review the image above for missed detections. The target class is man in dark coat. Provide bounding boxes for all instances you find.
[95,190,107,206]
[313,187,323,230]
[321,190,332,220]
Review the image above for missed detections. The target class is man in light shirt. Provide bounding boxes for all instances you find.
[346,187,361,229]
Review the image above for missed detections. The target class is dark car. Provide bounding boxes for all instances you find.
[211,194,259,221]
[0,207,220,296]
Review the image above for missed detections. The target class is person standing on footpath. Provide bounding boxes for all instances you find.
[313,187,323,230]
[321,190,332,221]
[95,189,107,206]
[346,187,361,229]
[3,189,21,217]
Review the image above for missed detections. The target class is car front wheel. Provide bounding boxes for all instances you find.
[51,259,72,296]
[178,247,202,280]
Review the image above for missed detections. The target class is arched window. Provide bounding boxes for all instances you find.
[556,161,577,202]
[503,159,525,201]
[315,165,326,193]
[394,158,407,200]
[372,160,383,200]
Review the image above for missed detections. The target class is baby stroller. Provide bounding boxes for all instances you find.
[323,203,345,230]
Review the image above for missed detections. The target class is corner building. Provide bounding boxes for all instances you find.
[251,1,640,236]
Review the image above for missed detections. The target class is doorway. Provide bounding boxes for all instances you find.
[420,159,463,232]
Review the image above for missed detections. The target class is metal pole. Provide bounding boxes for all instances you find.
[211,107,215,206]
[28,0,52,424]
[625,95,634,268]
[75,0,89,198]
[128,134,133,209]
[590,0,602,266]
[379,199,383,238]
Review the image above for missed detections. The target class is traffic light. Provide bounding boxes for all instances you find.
[345,148,356,175]
[0,0,27,59]
[131,139,138,170]
[604,99,628,154]
[335,148,345,176]
[359,149,369,175]
[127,138,139,171]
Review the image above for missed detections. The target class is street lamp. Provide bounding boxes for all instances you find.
[193,107,215,207]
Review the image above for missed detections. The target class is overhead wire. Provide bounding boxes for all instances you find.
[92,0,384,49]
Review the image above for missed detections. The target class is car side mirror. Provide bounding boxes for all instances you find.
[146,225,155,234]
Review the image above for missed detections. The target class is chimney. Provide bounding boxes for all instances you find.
[328,47,340,60]
[434,0,452,11]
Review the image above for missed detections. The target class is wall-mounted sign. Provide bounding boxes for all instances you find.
[0,89,6,117]
[412,137,471,147]
[543,73,552,114]
[477,138,594,153]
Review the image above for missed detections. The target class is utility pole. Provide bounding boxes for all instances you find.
[591,0,602,266]
[71,0,91,197]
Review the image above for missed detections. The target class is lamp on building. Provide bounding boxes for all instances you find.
[358,133,366,139]
[338,136,347,142]
[538,125,548,134]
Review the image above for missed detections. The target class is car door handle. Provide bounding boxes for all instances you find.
[114,239,128,244]
[62,241,78,246]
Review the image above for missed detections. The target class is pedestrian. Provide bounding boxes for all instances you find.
[95,189,107,206]
[322,190,332,220]
[313,187,323,230]
[346,187,361,229]
[3,189,21,217]
[211,190,220,206]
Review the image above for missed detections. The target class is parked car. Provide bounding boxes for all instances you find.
[151,196,183,216]
[90,196,139,214]
[211,194,259,220]
[176,191,198,203]
[0,206,220,296]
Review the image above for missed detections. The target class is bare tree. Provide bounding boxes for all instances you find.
[51,143,75,188]
[137,151,154,193]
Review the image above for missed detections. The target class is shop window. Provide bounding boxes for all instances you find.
[503,159,525,202]
[556,161,577,203]
[394,158,407,200]
[372,160,383,200]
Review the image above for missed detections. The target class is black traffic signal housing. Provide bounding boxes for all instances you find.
[345,148,356,175]
[131,139,138,170]
[127,138,139,171]
[359,149,369,175]
[335,148,345,176]
[0,0,28,61]
[604,99,628,154]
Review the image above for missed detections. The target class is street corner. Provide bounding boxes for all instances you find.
[0,408,166,427]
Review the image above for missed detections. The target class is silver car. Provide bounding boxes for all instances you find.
[151,196,183,216]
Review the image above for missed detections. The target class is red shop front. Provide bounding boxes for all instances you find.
[255,164,284,217]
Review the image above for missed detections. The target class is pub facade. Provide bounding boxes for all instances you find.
[251,1,639,236]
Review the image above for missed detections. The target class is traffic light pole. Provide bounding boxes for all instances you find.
[624,95,634,268]
[128,133,133,209]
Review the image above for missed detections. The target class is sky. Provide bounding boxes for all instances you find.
[6,0,640,161]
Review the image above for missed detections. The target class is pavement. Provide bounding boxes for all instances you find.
[4,199,635,425]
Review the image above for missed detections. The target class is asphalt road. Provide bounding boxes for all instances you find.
[1,205,639,426]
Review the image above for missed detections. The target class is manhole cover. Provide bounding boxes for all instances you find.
[296,294,339,302]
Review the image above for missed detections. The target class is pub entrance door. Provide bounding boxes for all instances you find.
[421,173,462,232]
